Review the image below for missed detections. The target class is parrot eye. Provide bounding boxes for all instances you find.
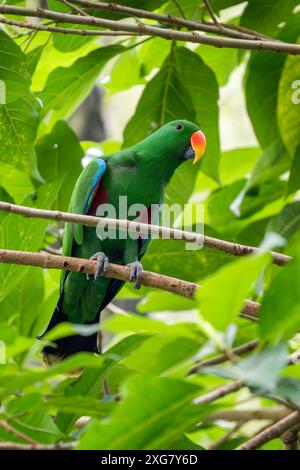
[175,124,183,131]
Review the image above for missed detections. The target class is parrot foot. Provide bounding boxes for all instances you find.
[128,261,143,289]
[88,252,109,281]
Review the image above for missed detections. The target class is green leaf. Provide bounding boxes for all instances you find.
[230,141,290,217]
[0,178,62,303]
[287,145,300,196]
[245,13,300,149]
[36,120,83,211]
[266,201,300,244]
[167,435,204,450]
[143,228,232,283]
[52,24,96,53]
[205,343,288,394]
[275,377,300,407]
[56,334,147,433]
[123,45,195,147]
[0,30,31,103]
[0,31,40,179]
[0,162,33,203]
[162,0,203,19]
[138,290,196,313]
[197,45,237,86]
[260,256,300,343]
[122,335,201,376]
[176,47,220,183]
[196,253,270,330]
[278,39,300,156]
[0,266,44,337]
[103,313,198,340]
[241,0,297,36]
[38,45,124,129]
[105,48,145,94]
[77,375,206,450]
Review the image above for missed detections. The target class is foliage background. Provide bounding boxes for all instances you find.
[1,0,300,450]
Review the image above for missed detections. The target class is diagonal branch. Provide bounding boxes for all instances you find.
[189,339,259,374]
[281,422,300,450]
[0,201,291,266]
[0,5,300,54]
[0,17,137,36]
[236,411,300,450]
[70,0,264,40]
[0,248,260,319]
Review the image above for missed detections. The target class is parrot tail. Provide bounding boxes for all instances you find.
[40,292,100,366]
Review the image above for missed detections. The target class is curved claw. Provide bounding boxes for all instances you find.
[128,261,143,289]
[87,252,109,281]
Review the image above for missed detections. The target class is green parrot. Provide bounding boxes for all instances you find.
[42,120,206,364]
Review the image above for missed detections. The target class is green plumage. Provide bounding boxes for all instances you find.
[42,120,201,361]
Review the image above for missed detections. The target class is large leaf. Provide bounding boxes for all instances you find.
[176,47,220,183]
[278,40,300,156]
[205,343,288,394]
[36,120,83,211]
[123,45,195,147]
[230,141,290,217]
[245,13,300,149]
[196,253,270,330]
[0,162,33,203]
[77,375,206,450]
[240,0,297,36]
[56,334,147,433]
[0,31,39,178]
[38,45,124,129]
[0,266,44,337]
[260,256,300,343]
[143,233,232,283]
[0,178,62,302]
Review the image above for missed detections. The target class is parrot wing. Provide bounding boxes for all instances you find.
[61,157,107,289]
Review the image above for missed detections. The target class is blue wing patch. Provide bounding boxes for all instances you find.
[83,158,107,214]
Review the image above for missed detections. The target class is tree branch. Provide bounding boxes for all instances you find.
[0,249,260,319]
[206,408,290,423]
[194,381,244,405]
[0,202,291,266]
[70,0,263,40]
[189,339,259,374]
[281,422,300,450]
[0,420,37,446]
[236,411,300,450]
[0,5,300,54]
[0,17,137,36]
[0,441,73,450]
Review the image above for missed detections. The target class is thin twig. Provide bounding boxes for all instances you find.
[0,17,138,36]
[0,420,37,446]
[0,5,299,54]
[0,202,291,266]
[0,441,74,450]
[208,422,243,450]
[189,340,259,374]
[60,0,89,16]
[194,381,244,405]
[281,422,300,450]
[236,411,300,450]
[206,408,290,423]
[71,0,267,41]
[203,0,221,28]
[0,249,260,319]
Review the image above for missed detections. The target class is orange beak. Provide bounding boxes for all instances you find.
[191,130,206,164]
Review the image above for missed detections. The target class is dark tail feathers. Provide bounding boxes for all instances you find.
[40,293,99,365]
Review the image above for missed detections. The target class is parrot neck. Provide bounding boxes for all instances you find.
[132,144,181,185]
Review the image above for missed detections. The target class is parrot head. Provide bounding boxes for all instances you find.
[133,120,206,178]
